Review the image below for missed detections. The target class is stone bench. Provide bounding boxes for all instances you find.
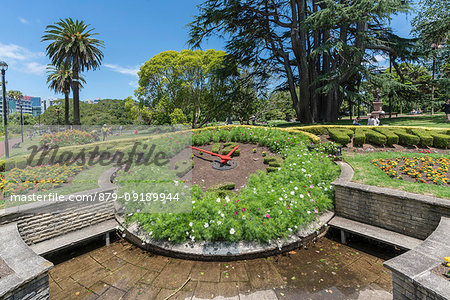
[0,223,53,300]
[30,219,117,256]
[329,216,422,250]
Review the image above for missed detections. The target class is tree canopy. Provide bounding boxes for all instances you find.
[189,0,412,123]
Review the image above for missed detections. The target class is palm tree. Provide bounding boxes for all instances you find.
[42,18,104,125]
[46,64,85,125]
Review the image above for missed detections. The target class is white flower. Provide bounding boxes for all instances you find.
[307,210,311,214]
[324,188,328,191]
[204,223,209,228]
[217,221,222,225]
[230,228,236,235]
[221,213,225,218]
[294,186,298,190]
[216,198,221,203]
[189,222,193,227]
[225,196,230,203]
[290,191,295,196]
[300,194,304,199]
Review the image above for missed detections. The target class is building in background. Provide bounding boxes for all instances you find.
[24,96,42,117]
[42,99,55,112]
[0,96,32,115]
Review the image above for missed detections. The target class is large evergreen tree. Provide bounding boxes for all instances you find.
[189,0,410,123]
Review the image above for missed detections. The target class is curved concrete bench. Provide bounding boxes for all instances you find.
[0,223,53,300]
[384,217,450,300]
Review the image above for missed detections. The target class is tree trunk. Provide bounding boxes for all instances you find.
[72,59,81,126]
[290,0,312,123]
[64,91,70,125]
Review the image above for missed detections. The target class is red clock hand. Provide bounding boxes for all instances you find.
[191,146,232,164]
[225,145,240,158]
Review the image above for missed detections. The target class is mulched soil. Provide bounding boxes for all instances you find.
[431,264,450,282]
[319,134,450,155]
[0,257,13,279]
[173,143,274,191]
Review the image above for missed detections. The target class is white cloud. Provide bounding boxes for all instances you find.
[0,42,44,62]
[24,62,47,75]
[128,80,138,88]
[104,64,140,77]
[374,54,388,63]
[19,17,30,24]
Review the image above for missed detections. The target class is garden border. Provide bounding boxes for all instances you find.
[332,162,450,240]
[332,161,450,299]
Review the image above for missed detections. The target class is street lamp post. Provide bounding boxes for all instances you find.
[19,99,24,143]
[0,61,9,159]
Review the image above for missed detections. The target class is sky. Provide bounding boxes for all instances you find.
[0,0,416,102]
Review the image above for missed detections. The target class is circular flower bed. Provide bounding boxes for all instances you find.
[115,127,340,244]
[40,129,97,148]
[372,156,449,185]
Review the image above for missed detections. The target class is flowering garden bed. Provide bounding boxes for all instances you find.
[372,156,449,186]
[115,126,340,244]
[0,164,87,198]
[40,129,97,148]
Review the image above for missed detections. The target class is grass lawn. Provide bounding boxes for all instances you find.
[0,164,112,209]
[272,113,449,129]
[344,151,449,199]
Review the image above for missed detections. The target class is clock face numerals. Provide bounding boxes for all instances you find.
[191,145,240,165]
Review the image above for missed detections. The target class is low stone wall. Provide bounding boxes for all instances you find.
[0,223,53,300]
[0,168,117,245]
[332,162,450,240]
[385,217,450,300]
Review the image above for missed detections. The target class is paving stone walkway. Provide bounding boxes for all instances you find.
[49,238,393,299]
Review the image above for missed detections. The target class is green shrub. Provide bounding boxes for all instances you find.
[221,142,240,156]
[408,129,434,147]
[328,128,353,145]
[0,160,4,173]
[353,129,366,146]
[266,166,280,173]
[429,132,450,149]
[174,159,193,177]
[393,129,420,146]
[364,130,387,145]
[373,128,399,146]
[207,182,236,192]
[300,126,329,135]
[211,143,221,153]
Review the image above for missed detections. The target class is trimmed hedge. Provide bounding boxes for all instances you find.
[207,182,236,192]
[353,129,366,146]
[373,128,399,146]
[429,132,450,149]
[408,129,434,148]
[0,160,4,173]
[221,142,240,156]
[327,128,354,145]
[174,159,194,177]
[394,129,421,146]
[211,143,221,153]
[353,129,387,146]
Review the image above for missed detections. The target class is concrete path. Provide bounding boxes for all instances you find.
[48,238,393,300]
[0,138,21,158]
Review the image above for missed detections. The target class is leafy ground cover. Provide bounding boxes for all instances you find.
[344,151,450,199]
[372,156,449,186]
[116,127,340,243]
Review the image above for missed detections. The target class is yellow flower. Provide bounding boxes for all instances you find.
[444,257,450,263]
